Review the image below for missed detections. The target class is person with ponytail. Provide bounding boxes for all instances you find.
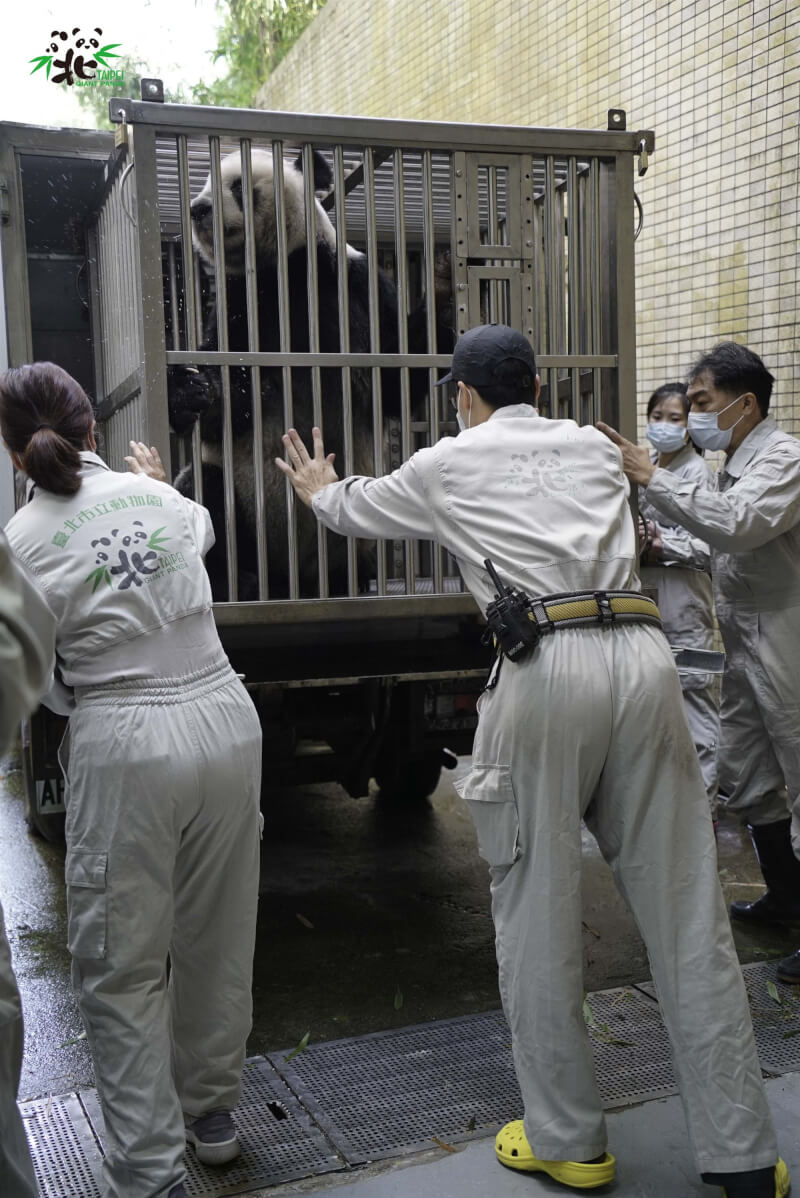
[0,525,56,1198]
[638,381,720,824]
[0,362,262,1198]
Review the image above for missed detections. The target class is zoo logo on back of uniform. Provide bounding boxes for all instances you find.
[29,27,122,88]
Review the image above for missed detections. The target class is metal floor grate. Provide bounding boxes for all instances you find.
[19,968,799,1193]
[22,1093,103,1198]
[740,962,800,1072]
[22,1059,343,1198]
[637,961,800,1076]
[270,989,678,1165]
[582,987,677,1107]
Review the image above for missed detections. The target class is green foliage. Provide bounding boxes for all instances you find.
[73,55,190,127]
[192,0,328,109]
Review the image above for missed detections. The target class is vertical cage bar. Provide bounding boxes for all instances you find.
[177,134,203,502]
[421,149,443,594]
[363,146,386,597]
[208,135,238,600]
[544,156,559,415]
[241,138,268,599]
[177,137,197,352]
[123,167,139,386]
[589,158,602,422]
[333,144,358,595]
[121,170,136,388]
[85,223,104,404]
[97,208,109,396]
[167,241,181,351]
[128,125,171,470]
[167,239,187,470]
[108,183,120,390]
[567,158,580,422]
[105,182,116,390]
[487,166,498,323]
[614,153,638,443]
[301,143,328,598]
[272,141,299,600]
[531,193,546,412]
[393,148,414,595]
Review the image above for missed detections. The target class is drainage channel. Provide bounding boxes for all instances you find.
[20,962,800,1197]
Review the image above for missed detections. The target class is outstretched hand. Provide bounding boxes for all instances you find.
[596,422,656,487]
[275,427,339,508]
[125,441,167,483]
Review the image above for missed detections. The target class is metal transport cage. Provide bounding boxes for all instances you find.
[0,104,653,814]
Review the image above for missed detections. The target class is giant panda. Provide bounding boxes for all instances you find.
[168,147,452,601]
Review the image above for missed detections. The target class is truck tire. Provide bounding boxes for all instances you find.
[374,749,443,803]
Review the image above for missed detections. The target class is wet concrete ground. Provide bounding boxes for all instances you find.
[0,750,795,1102]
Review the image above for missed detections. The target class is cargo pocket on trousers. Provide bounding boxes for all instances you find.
[65,851,108,960]
[452,765,520,868]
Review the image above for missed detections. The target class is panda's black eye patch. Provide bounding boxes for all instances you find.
[229,178,243,210]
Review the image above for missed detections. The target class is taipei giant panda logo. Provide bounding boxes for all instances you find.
[30,28,121,86]
[504,449,581,498]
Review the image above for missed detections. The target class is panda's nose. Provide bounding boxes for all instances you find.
[191,199,212,225]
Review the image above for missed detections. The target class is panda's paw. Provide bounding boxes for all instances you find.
[168,365,214,434]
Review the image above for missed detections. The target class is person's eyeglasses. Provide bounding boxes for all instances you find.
[448,384,460,411]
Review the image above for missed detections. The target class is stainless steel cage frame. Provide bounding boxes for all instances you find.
[1,107,654,624]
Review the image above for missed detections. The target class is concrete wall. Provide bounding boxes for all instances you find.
[257,0,800,431]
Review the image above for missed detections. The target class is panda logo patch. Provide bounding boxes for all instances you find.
[30,27,120,86]
[504,449,581,498]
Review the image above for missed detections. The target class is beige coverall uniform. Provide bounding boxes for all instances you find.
[643,417,800,843]
[639,445,719,814]
[0,529,57,1197]
[6,454,262,1198]
[313,404,777,1173]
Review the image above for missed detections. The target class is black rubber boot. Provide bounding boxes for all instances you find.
[701,1165,777,1196]
[730,819,800,924]
[776,947,800,984]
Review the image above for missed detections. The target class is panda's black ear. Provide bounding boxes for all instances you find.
[294,149,333,194]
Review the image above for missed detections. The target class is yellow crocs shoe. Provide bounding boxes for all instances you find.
[495,1119,615,1189]
[721,1158,791,1198]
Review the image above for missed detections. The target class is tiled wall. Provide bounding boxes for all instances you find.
[258,0,800,433]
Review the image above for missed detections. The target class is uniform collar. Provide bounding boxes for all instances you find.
[648,442,695,469]
[486,403,540,421]
[79,450,111,473]
[723,417,775,479]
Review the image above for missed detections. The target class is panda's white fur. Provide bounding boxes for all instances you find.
[173,144,452,598]
[174,146,380,598]
[191,148,361,274]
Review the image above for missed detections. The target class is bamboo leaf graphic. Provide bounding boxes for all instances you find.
[29,55,53,77]
[94,44,122,68]
[147,527,170,552]
[84,566,112,593]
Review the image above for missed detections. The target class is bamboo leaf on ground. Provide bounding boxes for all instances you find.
[284,1030,310,1063]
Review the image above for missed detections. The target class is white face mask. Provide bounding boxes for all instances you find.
[646,421,687,454]
[456,386,471,432]
[687,394,746,451]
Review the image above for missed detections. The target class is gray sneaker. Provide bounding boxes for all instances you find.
[168,1187,186,1197]
[184,1108,240,1165]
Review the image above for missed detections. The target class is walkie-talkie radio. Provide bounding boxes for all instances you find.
[483,558,539,662]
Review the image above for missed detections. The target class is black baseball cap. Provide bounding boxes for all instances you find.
[435,324,537,389]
